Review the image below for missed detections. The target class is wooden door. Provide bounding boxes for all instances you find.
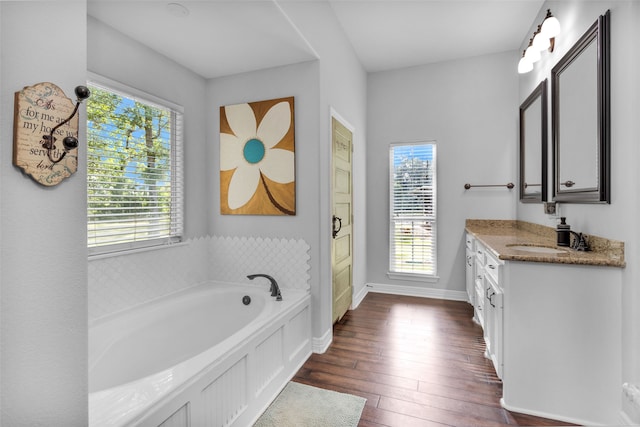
[331,116,353,323]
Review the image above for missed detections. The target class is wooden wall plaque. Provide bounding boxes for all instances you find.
[13,82,79,186]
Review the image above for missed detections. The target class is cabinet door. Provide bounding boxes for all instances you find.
[473,274,485,330]
[465,248,475,305]
[485,275,503,379]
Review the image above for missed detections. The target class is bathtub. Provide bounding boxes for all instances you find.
[89,281,311,427]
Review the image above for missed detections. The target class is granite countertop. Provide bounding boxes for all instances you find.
[465,219,625,268]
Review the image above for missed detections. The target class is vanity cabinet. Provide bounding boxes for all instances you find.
[464,221,624,425]
[467,233,503,379]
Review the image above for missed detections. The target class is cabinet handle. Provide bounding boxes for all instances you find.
[487,264,496,269]
[486,287,495,305]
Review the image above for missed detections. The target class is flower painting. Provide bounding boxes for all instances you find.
[220,97,295,215]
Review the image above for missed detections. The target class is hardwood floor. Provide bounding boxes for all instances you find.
[293,292,576,427]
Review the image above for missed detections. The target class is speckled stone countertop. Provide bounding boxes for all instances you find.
[465,219,625,268]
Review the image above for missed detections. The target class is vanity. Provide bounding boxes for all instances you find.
[465,219,624,425]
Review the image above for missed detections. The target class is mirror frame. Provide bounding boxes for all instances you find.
[551,10,610,203]
[519,79,548,203]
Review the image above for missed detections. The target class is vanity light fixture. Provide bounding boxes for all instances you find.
[518,9,561,74]
[43,85,91,164]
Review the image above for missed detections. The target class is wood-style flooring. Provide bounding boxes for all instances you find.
[293,292,576,427]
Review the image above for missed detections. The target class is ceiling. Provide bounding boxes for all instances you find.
[88,0,545,79]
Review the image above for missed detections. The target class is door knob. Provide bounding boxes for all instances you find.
[332,215,342,239]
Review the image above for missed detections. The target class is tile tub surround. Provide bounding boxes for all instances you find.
[465,219,625,267]
[89,235,311,321]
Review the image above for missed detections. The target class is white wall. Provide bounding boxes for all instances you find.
[366,52,518,294]
[516,1,640,422]
[278,1,369,319]
[0,2,88,425]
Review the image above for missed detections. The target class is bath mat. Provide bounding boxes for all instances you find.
[253,381,366,427]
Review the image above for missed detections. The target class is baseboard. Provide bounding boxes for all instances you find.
[500,398,606,426]
[312,327,332,354]
[352,283,368,309]
[365,282,468,302]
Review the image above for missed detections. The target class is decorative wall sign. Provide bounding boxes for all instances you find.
[13,82,81,186]
[220,97,296,215]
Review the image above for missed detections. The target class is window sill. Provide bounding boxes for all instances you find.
[89,241,188,261]
[387,272,439,283]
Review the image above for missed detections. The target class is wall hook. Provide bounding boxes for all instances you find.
[44,85,91,164]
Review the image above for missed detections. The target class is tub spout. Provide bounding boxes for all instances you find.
[247,273,282,301]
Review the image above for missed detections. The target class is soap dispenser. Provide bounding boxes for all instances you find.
[557,217,571,247]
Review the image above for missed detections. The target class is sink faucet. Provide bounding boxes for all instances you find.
[247,274,282,301]
[569,231,590,251]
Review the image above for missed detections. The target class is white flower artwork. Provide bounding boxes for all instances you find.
[220,97,295,215]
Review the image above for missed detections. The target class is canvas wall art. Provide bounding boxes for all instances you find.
[220,97,296,215]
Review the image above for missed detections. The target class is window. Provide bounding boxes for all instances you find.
[87,80,184,254]
[389,142,437,278]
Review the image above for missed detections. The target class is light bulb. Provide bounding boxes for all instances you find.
[525,45,541,63]
[532,32,551,51]
[518,56,533,74]
[541,15,561,38]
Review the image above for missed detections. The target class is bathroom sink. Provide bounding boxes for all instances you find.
[506,245,567,254]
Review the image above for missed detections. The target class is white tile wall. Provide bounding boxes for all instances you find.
[88,236,310,321]
[209,236,311,291]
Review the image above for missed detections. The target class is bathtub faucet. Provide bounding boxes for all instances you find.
[247,274,282,301]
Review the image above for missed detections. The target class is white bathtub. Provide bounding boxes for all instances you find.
[89,281,311,427]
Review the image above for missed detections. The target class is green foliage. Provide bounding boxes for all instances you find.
[393,155,434,217]
[87,86,172,229]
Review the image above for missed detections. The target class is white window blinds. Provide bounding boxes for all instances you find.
[87,82,184,254]
[389,142,437,276]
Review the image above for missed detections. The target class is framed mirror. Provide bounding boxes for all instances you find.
[519,79,547,202]
[552,10,610,203]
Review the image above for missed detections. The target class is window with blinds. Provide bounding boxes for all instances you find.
[87,81,184,254]
[389,142,437,277]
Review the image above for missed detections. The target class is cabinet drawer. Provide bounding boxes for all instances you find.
[466,251,474,268]
[475,244,486,266]
[465,234,475,250]
[484,251,501,282]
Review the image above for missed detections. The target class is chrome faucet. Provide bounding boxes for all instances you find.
[569,231,590,251]
[247,274,282,301]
